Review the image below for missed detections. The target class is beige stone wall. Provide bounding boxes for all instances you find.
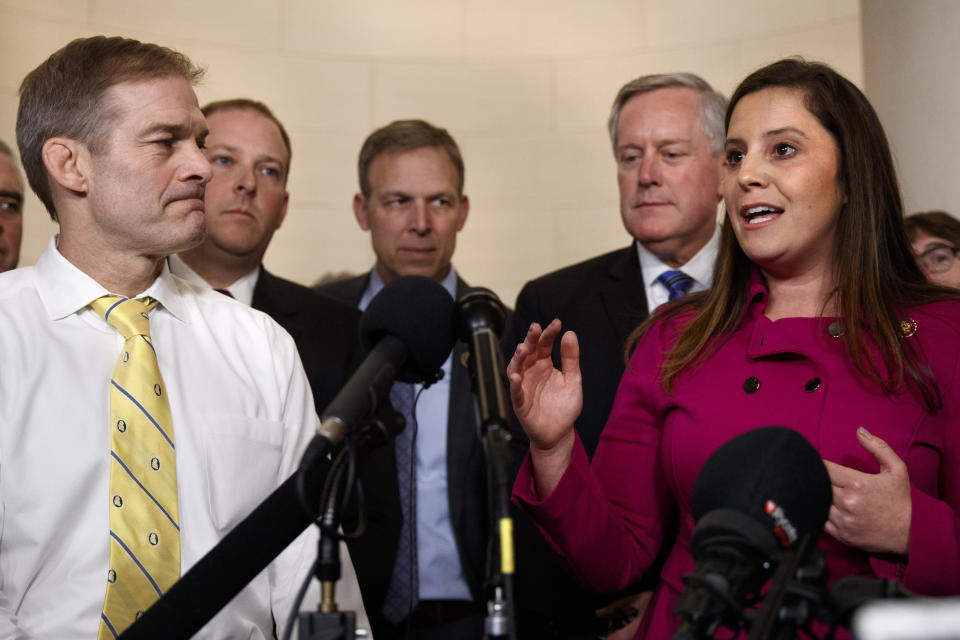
[0,0,861,304]
[863,0,960,218]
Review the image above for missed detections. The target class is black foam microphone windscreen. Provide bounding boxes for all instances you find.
[359,275,456,382]
[692,426,832,548]
[673,428,834,639]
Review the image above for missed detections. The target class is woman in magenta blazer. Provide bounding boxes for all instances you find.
[510,59,960,638]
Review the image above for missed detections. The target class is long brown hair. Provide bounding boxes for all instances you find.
[629,58,954,410]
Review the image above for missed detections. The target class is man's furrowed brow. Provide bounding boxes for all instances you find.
[142,122,205,139]
[0,190,23,205]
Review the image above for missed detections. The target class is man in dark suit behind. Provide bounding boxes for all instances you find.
[169,99,368,624]
[317,119,490,640]
[509,74,728,638]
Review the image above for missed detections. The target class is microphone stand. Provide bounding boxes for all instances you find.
[456,290,518,640]
[745,539,914,639]
[745,533,827,640]
[119,408,399,639]
[295,401,403,640]
[291,446,357,640]
[481,424,518,640]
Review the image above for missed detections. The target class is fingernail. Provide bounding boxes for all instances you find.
[858,426,872,439]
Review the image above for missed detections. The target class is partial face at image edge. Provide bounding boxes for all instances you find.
[0,152,24,273]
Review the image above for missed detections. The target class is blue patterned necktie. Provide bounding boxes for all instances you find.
[657,270,695,301]
[382,382,419,623]
[90,296,180,639]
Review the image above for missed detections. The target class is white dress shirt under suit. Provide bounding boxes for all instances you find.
[0,239,318,638]
[636,223,720,312]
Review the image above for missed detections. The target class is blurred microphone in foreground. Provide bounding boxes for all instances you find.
[315,275,455,451]
[673,427,832,639]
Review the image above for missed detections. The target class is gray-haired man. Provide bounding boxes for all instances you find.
[510,73,727,639]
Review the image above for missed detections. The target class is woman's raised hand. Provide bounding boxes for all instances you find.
[507,319,583,497]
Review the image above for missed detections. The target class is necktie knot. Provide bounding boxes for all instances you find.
[656,270,695,302]
[91,296,158,340]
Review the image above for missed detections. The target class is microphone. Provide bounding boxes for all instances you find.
[312,275,456,456]
[673,426,832,640]
[455,287,509,434]
[456,288,520,639]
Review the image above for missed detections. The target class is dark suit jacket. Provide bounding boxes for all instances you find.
[508,245,653,639]
[510,245,648,457]
[252,268,361,415]
[316,272,488,640]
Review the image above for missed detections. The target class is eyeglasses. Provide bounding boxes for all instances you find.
[916,243,959,274]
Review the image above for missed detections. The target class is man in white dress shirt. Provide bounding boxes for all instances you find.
[0,36,317,638]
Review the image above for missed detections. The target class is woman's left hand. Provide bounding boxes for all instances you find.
[823,427,911,557]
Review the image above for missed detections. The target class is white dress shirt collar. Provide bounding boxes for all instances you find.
[167,254,260,307]
[358,266,458,312]
[0,238,318,638]
[36,236,188,322]
[636,224,721,311]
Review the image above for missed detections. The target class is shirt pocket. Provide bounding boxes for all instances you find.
[199,414,285,532]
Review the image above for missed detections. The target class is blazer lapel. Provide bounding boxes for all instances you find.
[251,268,307,344]
[447,277,476,531]
[598,245,649,346]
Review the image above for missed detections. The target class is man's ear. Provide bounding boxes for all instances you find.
[715,155,725,198]
[275,191,290,230]
[41,138,90,194]
[456,193,470,230]
[353,193,370,230]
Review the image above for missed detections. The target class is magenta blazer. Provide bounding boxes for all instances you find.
[514,273,960,638]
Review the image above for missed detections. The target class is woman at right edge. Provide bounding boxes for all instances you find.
[509,58,960,638]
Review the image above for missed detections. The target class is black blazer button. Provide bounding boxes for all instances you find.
[805,377,821,392]
[743,376,760,393]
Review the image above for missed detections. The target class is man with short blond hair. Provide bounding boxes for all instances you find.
[1,36,317,638]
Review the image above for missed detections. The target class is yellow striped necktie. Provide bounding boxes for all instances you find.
[91,296,180,639]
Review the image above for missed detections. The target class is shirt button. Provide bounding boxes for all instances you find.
[828,321,845,338]
[805,377,821,393]
[743,376,760,393]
